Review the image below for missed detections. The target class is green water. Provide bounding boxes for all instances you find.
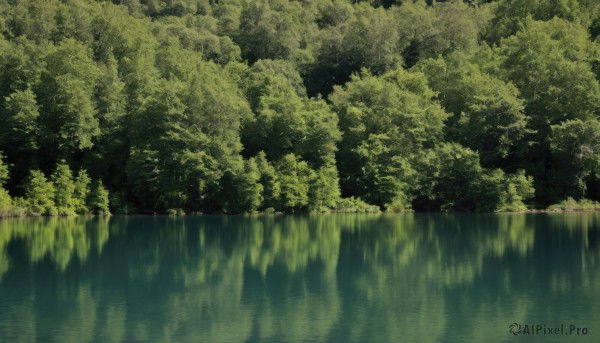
[0,213,599,343]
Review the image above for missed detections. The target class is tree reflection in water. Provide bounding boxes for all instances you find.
[0,213,598,342]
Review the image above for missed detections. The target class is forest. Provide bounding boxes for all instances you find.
[0,0,599,215]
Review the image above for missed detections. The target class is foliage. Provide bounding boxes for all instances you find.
[0,188,11,217]
[222,157,263,213]
[73,170,91,214]
[476,169,535,212]
[0,152,10,216]
[334,197,380,213]
[24,170,57,216]
[417,53,529,167]
[549,119,600,200]
[51,161,76,216]
[548,197,600,211]
[255,151,280,210]
[0,151,8,187]
[330,67,447,208]
[88,180,110,215]
[308,163,341,211]
[0,0,598,213]
[276,154,312,212]
[413,143,534,212]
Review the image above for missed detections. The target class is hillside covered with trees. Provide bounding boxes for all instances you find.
[0,0,599,215]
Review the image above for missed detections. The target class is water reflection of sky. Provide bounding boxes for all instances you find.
[0,213,598,342]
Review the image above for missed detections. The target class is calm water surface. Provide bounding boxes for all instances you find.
[0,213,599,342]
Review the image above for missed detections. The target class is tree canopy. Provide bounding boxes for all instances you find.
[0,0,599,214]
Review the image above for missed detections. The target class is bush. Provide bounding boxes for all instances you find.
[88,180,110,215]
[385,197,413,212]
[109,191,137,214]
[24,170,57,216]
[52,162,76,216]
[476,169,534,212]
[0,152,13,217]
[167,208,186,216]
[548,198,600,211]
[73,170,91,214]
[10,197,28,217]
[0,188,12,217]
[335,197,380,213]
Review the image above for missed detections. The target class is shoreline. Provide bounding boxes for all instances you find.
[3,208,600,219]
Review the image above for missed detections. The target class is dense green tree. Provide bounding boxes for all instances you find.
[88,180,110,214]
[240,65,341,167]
[392,1,491,68]
[498,17,600,202]
[0,152,11,216]
[249,59,306,97]
[0,184,10,216]
[240,65,305,159]
[51,161,76,216]
[73,169,91,214]
[330,67,447,205]
[475,169,535,212]
[5,0,62,42]
[83,54,129,191]
[0,151,8,186]
[152,16,241,65]
[499,18,600,127]
[550,119,600,200]
[418,53,529,167]
[352,134,414,210]
[315,0,354,29]
[125,57,250,211]
[90,2,159,109]
[276,154,312,212]
[0,0,597,213]
[305,3,403,96]
[412,143,534,212]
[37,38,101,160]
[24,170,57,216]
[222,157,263,213]
[0,38,46,186]
[412,143,484,211]
[308,163,341,211]
[235,1,302,63]
[1,89,39,151]
[255,151,280,210]
[487,0,596,42]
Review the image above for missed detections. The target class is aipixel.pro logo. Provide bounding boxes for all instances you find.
[509,322,589,336]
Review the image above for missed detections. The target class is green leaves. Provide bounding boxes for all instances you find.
[2,89,40,150]
[88,180,110,215]
[51,161,76,216]
[37,39,101,154]
[256,151,280,210]
[549,119,600,199]
[240,64,340,167]
[236,1,302,63]
[222,157,263,213]
[331,67,447,208]
[73,170,91,215]
[21,163,101,216]
[25,170,57,216]
[412,144,534,212]
[476,169,534,212]
[0,0,599,213]
[276,154,312,212]
[499,18,600,126]
[418,53,530,166]
[0,152,8,187]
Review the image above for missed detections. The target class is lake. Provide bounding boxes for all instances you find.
[0,213,599,342]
